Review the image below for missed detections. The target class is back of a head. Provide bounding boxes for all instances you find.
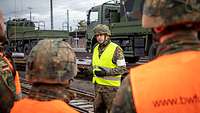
[93,24,111,36]
[142,0,200,29]
[26,39,77,84]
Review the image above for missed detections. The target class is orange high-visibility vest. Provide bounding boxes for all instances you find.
[15,71,21,97]
[11,98,79,113]
[130,51,200,113]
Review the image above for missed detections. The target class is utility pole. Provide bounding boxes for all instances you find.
[67,10,69,32]
[27,7,32,21]
[50,0,54,30]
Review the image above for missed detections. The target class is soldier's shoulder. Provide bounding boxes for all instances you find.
[0,57,13,75]
[111,76,136,113]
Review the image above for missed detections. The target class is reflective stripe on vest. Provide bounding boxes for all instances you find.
[92,42,121,87]
[130,51,200,113]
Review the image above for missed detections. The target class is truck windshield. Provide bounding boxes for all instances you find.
[89,11,98,24]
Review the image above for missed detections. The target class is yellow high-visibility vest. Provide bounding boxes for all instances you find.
[92,42,121,87]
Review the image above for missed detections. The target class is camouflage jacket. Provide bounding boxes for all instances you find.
[0,53,16,113]
[110,34,200,113]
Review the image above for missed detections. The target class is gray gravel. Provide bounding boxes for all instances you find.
[70,79,94,93]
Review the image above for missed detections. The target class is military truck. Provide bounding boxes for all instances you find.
[86,0,153,63]
[6,18,69,56]
[6,18,92,72]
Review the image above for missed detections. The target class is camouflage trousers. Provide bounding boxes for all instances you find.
[94,84,118,113]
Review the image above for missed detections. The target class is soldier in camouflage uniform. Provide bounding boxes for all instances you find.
[0,11,21,113]
[92,24,127,113]
[11,39,79,113]
[111,0,200,113]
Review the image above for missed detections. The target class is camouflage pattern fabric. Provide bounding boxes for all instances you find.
[110,76,136,113]
[110,32,200,113]
[156,33,200,56]
[94,84,118,113]
[0,10,16,113]
[111,0,200,112]
[93,24,111,36]
[28,84,76,103]
[96,40,127,76]
[142,0,200,28]
[26,39,77,84]
[0,54,15,113]
[93,39,127,113]
[25,39,77,105]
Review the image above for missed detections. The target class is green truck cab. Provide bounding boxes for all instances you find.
[86,0,154,63]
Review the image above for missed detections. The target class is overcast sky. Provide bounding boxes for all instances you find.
[0,0,111,30]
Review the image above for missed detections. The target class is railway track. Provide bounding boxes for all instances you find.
[14,56,150,71]
[13,50,92,72]
[20,78,94,113]
[135,56,150,65]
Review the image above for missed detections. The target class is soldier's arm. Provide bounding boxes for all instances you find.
[110,46,128,76]
[110,76,136,113]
